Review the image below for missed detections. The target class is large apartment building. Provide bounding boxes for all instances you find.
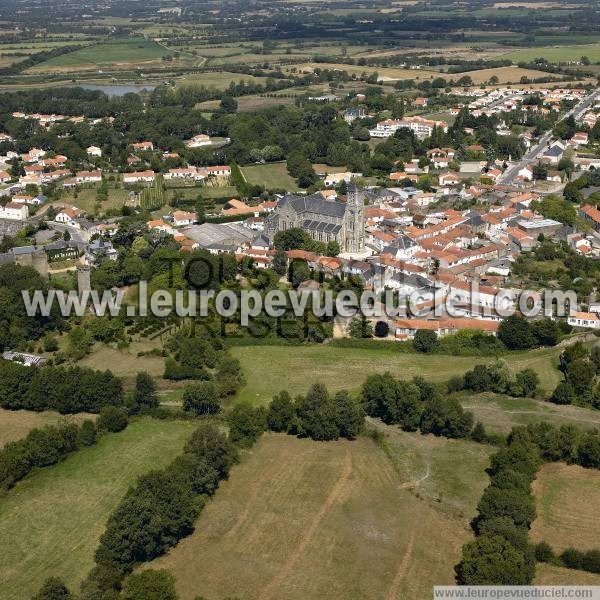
[369,116,448,140]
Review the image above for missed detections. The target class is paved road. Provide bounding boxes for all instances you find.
[499,89,600,185]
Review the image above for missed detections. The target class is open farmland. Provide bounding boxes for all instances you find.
[0,409,94,447]
[26,39,174,73]
[530,462,600,553]
[148,431,488,600]
[500,43,600,64]
[229,344,563,406]
[0,418,197,600]
[453,66,563,84]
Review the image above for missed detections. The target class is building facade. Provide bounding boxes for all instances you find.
[265,185,365,253]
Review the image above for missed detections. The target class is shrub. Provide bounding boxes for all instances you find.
[182,382,220,416]
[267,390,295,432]
[534,541,555,563]
[97,406,129,433]
[228,402,267,447]
[413,329,439,353]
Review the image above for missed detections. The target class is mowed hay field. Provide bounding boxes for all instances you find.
[455,66,559,84]
[0,418,197,600]
[229,344,563,406]
[530,462,600,553]
[535,563,600,585]
[27,39,173,73]
[0,409,94,447]
[149,431,490,600]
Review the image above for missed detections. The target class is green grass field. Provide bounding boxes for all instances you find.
[459,392,600,435]
[28,39,173,71]
[530,462,600,553]
[501,43,600,64]
[0,418,197,600]
[0,409,94,447]
[61,184,128,216]
[148,430,489,599]
[229,344,563,406]
[175,72,279,91]
[241,162,299,192]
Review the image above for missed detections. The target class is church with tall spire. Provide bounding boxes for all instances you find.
[264,184,366,253]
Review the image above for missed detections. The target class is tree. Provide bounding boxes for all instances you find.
[32,577,74,600]
[272,249,288,276]
[97,406,128,433]
[182,382,220,416]
[228,402,266,447]
[566,359,595,397]
[498,315,535,350]
[220,96,238,113]
[120,570,179,600]
[374,320,390,338]
[514,369,539,397]
[133,372,159,412]
[267,390,295,432]
[456,535,535,585]
[333,390,363,439]
[295,384,339,441]
[288,259,311,289]
[413,330,438,353]
[348,315,373,339]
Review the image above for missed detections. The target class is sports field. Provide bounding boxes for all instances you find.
[0,409,94,447]
[530,462,600,553]
[229,344,563,406]
[148,430,489,599]
[0,418,197,599]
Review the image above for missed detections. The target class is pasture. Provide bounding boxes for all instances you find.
[455,66,560,84]
[148,431,487,599]
[0,409,94,447]
[175,72,279,91]
[0,418,197,600]
[530,462,600,553]
[535,563,600,585]
[27,39,174,72]
[241,162,300,191]
[229,344,563,406]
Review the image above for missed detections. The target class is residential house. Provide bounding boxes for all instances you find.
[86,146,102,157]
[123,171,155,184]
[567,311,600,330]
[131,141,154,152]
[172,210,196,227]
[0,201,28,220]
[75,170,102,184]
[55,206,85,226]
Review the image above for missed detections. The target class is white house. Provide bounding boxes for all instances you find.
[55,206,85,226]
[172,210,196,227]
[518,165,534,181]
[75,170,102,184]
[568,311,600,329]
[0,201,28,220]
[323,171,362,187]
[123,170,155,184]
[186,134,212,148]
[86,146,102,157]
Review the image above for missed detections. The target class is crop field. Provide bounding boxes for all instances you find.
[0,418,198,600]
[459,392,600,434]
[148,430,488,599]
[229,344,563,406]
[530,462,600,553]
[175,71,279,90]
[0,409,94,447]
[241,162,300,191]
[454,66,560,84]
[26,39,174,72]
[284,62,441,81]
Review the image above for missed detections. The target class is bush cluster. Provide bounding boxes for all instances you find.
[0,360,123,413]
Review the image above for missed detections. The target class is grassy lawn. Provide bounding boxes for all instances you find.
[28,39,173,72]
[459,392,600,435]
[501,43,600,64]
[241,162,299,192]
[229,345,563,406]
[0,417,197,600]
[530,462,600,553]
[0,409,94,447]
[148,431,483,600]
